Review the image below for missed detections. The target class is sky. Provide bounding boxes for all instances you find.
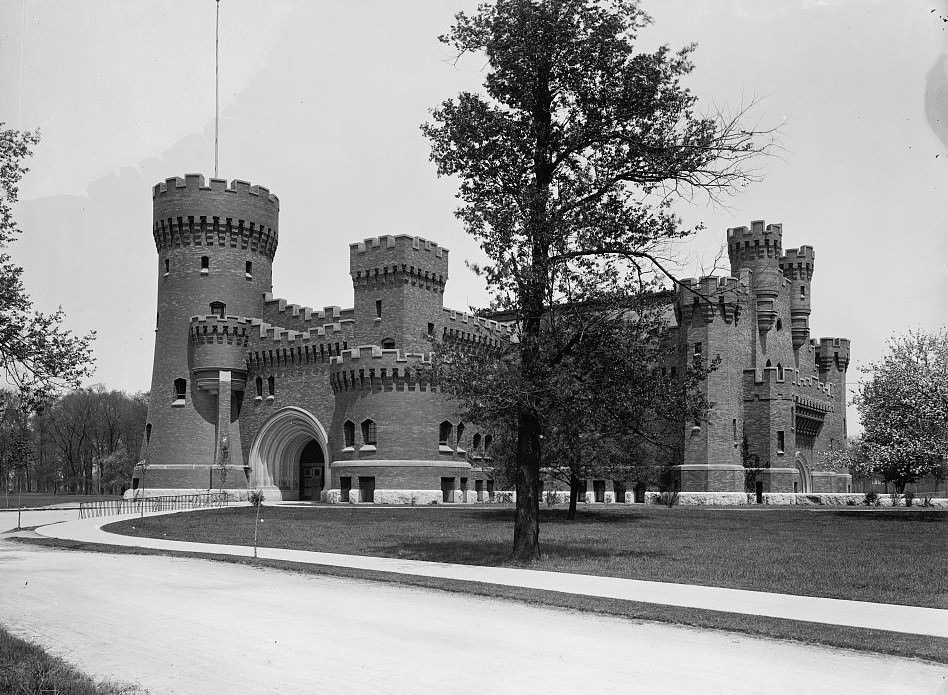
[1,0,946,435]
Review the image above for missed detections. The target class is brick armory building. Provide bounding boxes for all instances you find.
[135,175,850,501]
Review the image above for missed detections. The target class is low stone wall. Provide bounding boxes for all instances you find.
[644,491,751,506]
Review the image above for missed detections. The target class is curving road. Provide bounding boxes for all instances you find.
[0,519,944,694]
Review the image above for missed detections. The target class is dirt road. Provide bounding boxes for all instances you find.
[0,536,943,694]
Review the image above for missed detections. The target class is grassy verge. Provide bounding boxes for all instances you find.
[13,535,948,665]
[107,505,948,608]
[0,623,145,694]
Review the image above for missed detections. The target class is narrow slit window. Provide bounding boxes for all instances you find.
[164,258,170,274]
[145,423,152,444]
[800,285,806,298]
[267,375,275,397]
[245,260,253,277]
[201,256,209,271]
[777,430,785,453]
[427,322,434,336]
[375,299,382,318]
[456,422,465,448]
[255,377,263,398]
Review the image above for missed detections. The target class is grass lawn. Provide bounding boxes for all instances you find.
[107,504,948,609]
[0,624,144,694]
[1,492,122,509]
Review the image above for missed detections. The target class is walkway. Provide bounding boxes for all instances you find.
[33,509,948,639]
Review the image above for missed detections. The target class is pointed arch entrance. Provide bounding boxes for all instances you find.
[248,406,329,501]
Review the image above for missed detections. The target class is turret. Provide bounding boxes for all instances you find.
[349,235,449,352]
[815,337,851,373]
[727,220,783,332]
[675,273,749,325]
[779,246,815,351]
[137,174,280,495]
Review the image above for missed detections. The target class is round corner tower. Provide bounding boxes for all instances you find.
[136,174,279,495]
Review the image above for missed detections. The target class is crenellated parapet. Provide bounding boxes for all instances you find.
[814,337,851,372]
[778,246,815,281]
[727,220,783,274]
[675,273,749,325]
[187,315,256,391]
[152,174,279,259]
[262,293,351,332]
[350,235,449,295]
[329,346,435,393]
[441,308,513,350]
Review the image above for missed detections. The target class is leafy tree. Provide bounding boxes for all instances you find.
[0,125,95,409]
[423,0,769,560]
[851,328,948,493]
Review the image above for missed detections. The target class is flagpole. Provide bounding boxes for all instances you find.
[214,0,221,178]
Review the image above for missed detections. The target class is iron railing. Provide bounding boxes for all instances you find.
[79,492,229,519]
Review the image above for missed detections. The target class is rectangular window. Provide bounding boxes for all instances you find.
[375,299,382,318]
[245,260,253,277]
[427,322,434,336]
[201,256,209,270]
[777,430,785,453]
[800,285,806,298]
[164,258,170,274]
[694,342,702,356]
[732,419,737,442]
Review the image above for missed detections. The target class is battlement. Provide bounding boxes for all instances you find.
[152,174,279,260]
[442,308,513,338]
[188,315,254,374]
[262,293,348,329]
[349,235,450,280]
[153,174,279,207]
[779,246,815,280]
[675,273,749,324]
[328,346,436,393]
[814,337,851,372]
[727,220,784,271]
[745,365,835,400]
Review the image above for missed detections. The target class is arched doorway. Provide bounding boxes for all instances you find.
[248,407,329,501]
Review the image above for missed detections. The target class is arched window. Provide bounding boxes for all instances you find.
[200,256,209,271]
[484,434,493,456]
[456,422,465,448]
[343,421,355,448]
[439,421,453,447]
[765,359,772,368]
[210,301,226,318]
[145,423,152,444]
[472,433,481,452]
[267,375,275,397]
[381,338,395,349]
[361,419,377,445]
[777,363,784,381]
[255,376,263,398]
[776,318,783,331]
[173,378,187,402]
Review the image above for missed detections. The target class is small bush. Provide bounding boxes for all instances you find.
[921,494,934,508]
[904,491,915,507]
[863,491,879,506]
[544,489,558,507]
[890,493,902,507]
[248,489,265,508]
[659,490,679,508]
[845,498,857,506]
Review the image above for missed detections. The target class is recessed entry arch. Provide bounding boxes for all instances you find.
[794,452,812,494]
[248,406,329,501]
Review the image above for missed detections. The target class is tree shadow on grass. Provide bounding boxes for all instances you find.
[826,509,947,524]
[374,539,666,567]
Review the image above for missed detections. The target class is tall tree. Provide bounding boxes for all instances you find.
[424,0,768,560]
[0,125,95,409]
[851,328,948,493]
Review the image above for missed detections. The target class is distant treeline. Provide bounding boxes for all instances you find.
[0,387,147,495]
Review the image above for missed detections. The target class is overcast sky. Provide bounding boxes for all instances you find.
[1,0,946,434]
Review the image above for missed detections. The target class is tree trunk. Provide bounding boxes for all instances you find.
[568,473,579,520]
[512,407,541,562]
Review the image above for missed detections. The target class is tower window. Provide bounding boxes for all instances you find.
[456,422,465,448]
[164,258,170,274]
[210,301,226,318]
[375,299,382,318]
[343,421,355,448]
[361,419,377,446]
[201,256,209,272]
[173,378,187,403]
[693,342,702,365]
[381,338,395,350]
[439,421,453,447]
[255,377,263,398]
[427,322,434,336]
[776,319,782,331]
[777,430,785,454]
[777,363,784,381]
[472,433,481,452]
[732,419,737,443]
[145,423,152,444]
[267,375,275,397]
[245,260,253,277]
[800,285,806,298]
[484,434,493,456]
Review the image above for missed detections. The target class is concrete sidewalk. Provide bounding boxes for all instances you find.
[34,510,948,639]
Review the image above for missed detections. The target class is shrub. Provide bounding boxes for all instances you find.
[904,491,915,507]
[544,489,558,507]
[891,493,903,507]
[863,491,879,506]
[659,490,679,508]
[921,494,934,508]
[248,489,265,508]
[845,498,857,506]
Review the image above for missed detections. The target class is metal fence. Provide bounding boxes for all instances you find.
[79,492,229,519]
